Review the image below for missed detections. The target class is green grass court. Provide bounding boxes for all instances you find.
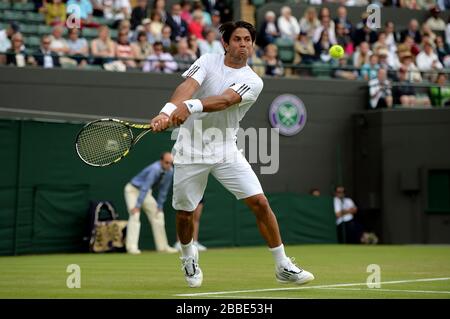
[1,245,449,299]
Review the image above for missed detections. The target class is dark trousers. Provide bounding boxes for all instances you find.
[337,220,363,244]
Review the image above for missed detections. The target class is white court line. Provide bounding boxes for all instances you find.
[174,277,450,297]
[317,287,450,295]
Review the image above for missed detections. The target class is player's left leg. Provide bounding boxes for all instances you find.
[212,150,314,285]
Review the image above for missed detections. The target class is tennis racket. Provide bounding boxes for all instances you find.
[75,118,152,167]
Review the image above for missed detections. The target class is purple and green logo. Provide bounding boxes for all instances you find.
[269,94,307,136]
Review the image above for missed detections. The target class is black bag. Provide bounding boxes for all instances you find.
[85,201,127,253]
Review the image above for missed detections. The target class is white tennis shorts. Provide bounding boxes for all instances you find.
[172,149,264,212]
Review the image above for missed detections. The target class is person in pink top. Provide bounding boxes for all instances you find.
[188,10,205,40]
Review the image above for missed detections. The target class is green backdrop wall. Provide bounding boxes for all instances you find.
[0,119,337,255]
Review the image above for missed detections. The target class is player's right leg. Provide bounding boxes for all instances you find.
[173,163,211,288]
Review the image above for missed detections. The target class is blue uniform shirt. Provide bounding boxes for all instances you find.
[130,161,173,210]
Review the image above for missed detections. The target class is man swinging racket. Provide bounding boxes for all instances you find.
[150,21,314,288]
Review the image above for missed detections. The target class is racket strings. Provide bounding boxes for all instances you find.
[76,121,133,166]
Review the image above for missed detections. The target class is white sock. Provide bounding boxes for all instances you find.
[181,239,195,257]
[269,244,288,267]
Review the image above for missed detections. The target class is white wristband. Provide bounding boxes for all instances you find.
[183,99,203,113]
[160,102,177,116]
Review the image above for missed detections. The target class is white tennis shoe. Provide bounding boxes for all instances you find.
[276,257,315,285]
[180,245,203,288]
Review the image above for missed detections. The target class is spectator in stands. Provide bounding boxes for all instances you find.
[39,0,67,26]
[421,25,437,48]
[294,31,315,65]
[174,38,196,72]
[213,0,232,23]
[384,21,399,54]
[5,33,32,67]
[353,41,371,68]
[352,13,378,47]
[435,35,450,68]
[333,56,358,80]
[333,6,352,36]
[400,0,419,9]
[377,48,400,80]
[399,50,422,82]
[299,6,320,40]
[314,30,332,63]
[91,25,116,65]
[32,34,61,68]
[139,18,156,44]
[361,53,380,81]
[160,25,174,52]
[437,0,450,10]
[188,10,205,40]
[130,0,149,30]
[49,25,69,56]
[165,3,188,42]
[0,22,20,54]
[67,27,88,66]
[91,0,105,17]
[313,13,336,45]
[277,6,300,41]
[210,10,222,40]
[425,6,446,32]
[369,68,393,109]
[400,19,422,44]
[335,23,353,56]
[152,0,167,23]
[180,0,193,25]
[118,19,133,41]
[143,41,177,73]
[262,44,284,77]
[399,34,420,58]
[256,10,279,49]
[334,186,362,244]
[416,39,443,73]
[116,29,137,69]
[149,11,164,39]
[192,1,211,26]
[393,67,417,107]
[310,188,321,197]
[103,0,131,28]
[188,34,200,58]
[198,29,224,56]
[429,73,450,106]
[372,32,389,54]
[66,0,94,27]
[132,31,153,68]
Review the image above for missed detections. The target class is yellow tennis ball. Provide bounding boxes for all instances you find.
[329,45,344,59]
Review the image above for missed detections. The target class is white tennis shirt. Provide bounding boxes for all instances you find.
[173,53,264,164]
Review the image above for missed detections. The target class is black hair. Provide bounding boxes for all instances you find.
[160,151,171,160]
[219,20,256,44]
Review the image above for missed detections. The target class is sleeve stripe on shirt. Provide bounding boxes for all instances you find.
[186,65,200,77]
[236,84,250,96]
[239,87,251,96]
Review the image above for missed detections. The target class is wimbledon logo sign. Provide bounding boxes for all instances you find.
[269,94,307,136]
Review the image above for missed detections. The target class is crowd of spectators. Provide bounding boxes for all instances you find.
[0,0,449,108]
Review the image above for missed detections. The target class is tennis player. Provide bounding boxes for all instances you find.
[150,21,314,288]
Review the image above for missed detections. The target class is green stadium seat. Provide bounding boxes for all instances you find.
[275,37,295,64]
[19,23,39,36]
[92,16,115,27]
[0,1,11,11]
[311,62,332,78]
[12,2,35,12]
[37,24,52,35]
[24,35,41,49]
[3,10,26,22]
[82,27,98,39]
[252,0,266,9]
[25,11,45,24]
